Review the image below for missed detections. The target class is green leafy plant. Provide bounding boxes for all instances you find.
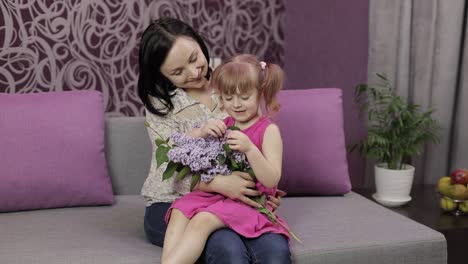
[348,73,441,170]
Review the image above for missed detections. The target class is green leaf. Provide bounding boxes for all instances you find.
[218,155,226,165]
[376,72,387,81]
[155,138,166,146]
[175,163,184,173]
[347,143,358,154]
[156,145,170,168]
[247,167,257,182]
[238,161,245,171]
[176,166,191,181]
[230,157,239,169]
[228,125,241,131]
[162,161,178,181]
[190,173,201,191]
[223,143,232,154]
[259,194,266,205]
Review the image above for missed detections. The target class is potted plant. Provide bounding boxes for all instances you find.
[349,73,440,207]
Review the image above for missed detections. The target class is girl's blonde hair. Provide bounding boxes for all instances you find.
[211,54,284,116]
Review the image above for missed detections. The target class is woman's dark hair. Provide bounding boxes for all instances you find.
[138,17,211,116]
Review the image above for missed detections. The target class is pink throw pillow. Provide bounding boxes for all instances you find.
[275,88,351,195]
[0,91,114,212]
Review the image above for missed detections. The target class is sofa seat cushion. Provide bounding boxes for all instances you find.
[0,194,446,264]
[282,193,446,264]
[0,195,158,264]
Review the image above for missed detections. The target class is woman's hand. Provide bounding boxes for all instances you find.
[267,189,286,212]
[221,171,262,208]
[203,171,262,208]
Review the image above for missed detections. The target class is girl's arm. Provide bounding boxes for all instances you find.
[226,124,283,188]
[245,124,282,188]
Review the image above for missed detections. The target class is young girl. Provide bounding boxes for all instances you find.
[161,54,290,264]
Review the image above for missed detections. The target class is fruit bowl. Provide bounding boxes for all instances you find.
[438,192,468,216]
[437,171,468,216]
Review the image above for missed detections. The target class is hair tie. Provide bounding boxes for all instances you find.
[260,61,267,70]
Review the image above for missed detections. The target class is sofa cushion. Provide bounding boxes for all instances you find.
[0,196,156,264]
[275,88,351,195]
[281,193,446,264]
[0,90,114,212]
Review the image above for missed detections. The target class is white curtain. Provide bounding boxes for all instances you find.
[367,0,468,186]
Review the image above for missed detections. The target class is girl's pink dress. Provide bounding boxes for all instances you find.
[165,116,291,240]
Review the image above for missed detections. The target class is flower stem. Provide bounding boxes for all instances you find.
[254,197,303,244]
[144,121,166,140]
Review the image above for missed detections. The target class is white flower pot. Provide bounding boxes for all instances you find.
[373,163,415,207]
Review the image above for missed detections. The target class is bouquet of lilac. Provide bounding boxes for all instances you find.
[144,122,301,243]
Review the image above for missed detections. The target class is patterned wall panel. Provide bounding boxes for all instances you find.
[0,0,284,116]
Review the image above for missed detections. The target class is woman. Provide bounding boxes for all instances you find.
[138,17,290,263]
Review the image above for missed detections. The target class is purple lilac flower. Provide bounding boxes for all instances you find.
[167,133,225,170]
[201,163,231,182]
[170,132,204,147]
[232,151,249,166]
[166,131,250,183]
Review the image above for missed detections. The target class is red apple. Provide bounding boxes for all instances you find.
[450,169,468,185]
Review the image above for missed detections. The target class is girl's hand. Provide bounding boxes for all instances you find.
[267,189,286,212]
[216,171,262,208]
[200,119,226,137]
[226,130,255,153]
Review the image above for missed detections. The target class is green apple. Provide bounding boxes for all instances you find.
[459,201,468,213]
[440,197,457,212]
[448,184,468,200]
[437,177,452,196]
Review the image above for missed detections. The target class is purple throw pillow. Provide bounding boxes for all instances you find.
[274,88,351,195]
[0,91,114,212]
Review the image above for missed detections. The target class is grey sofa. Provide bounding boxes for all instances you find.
[0,117,447,264]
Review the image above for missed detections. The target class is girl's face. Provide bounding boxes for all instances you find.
[221,88,260,128]
[160,37,209,90]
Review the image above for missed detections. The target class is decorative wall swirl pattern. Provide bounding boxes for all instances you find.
[0,0,284,116]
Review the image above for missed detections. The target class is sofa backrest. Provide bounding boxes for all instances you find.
[104,88,351,196]
[105,117,151,195]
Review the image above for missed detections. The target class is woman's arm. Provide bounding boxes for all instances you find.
[268,189,286,211]
[195,171,262,208]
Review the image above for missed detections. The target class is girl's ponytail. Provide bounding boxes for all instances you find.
[261,62,284,116]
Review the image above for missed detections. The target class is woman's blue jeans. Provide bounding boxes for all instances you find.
[144,202,291,264]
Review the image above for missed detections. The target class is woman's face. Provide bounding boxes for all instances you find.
[160,36,209,90]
